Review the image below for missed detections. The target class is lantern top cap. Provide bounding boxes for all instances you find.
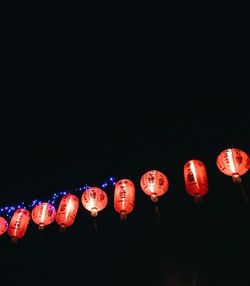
[85,186,104,191]
[218,147,249,154]
[115,178,134,184]
[185,159,204,163]
[143,169,166,174]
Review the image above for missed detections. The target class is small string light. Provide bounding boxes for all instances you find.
[0,176,116,220]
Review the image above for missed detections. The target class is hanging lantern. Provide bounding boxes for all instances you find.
[184,159,208,202]
[216,148,250,183]
[140,170,169,203]
[0,216,8,236]
[56,194,79,231]
[7,208,30,243]
[81,187,108,217]
[31,202,56,230]
[114,179,135,220]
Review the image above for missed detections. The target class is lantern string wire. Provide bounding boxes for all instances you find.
[93,217,98,235]
[239,183,248,203]
[39,231,45,248]
[192,267,198,286]
[154,205,162,223]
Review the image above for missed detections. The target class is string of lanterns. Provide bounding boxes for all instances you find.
[0,147,249,242]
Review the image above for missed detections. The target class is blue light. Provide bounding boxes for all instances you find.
[0,176,116,220]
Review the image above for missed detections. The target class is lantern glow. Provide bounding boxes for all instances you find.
[216,148,250,183]
[114,179,135,220]
[81,187,108,217]
[0,216,8,236]
[7,208,30,243]
[140,170,169,202]
[184,159,208,202]
[56,194,79,230]
[31,202,56,230]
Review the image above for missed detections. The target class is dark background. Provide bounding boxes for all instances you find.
[1,2,250,285]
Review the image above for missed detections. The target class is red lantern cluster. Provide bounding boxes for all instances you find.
[114,179,135,220]
[184,159,208,202]
[140,170,169,202]
[7,208,30,243]
[81,187,108,217]
[0,146,249,241]
[216,148,250,183]
[31,202,56,230]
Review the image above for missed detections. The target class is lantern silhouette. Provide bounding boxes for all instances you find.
[0,216,8,236]
[140,170,169,203]
[81,187,108,217]
[7,208,30,243]
[184,159,208,202]
[56,194,79,231]
[216,148,250,183]
[114,179,135,220]
[31,202,56,230]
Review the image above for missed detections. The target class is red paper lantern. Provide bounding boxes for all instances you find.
[140,170,169,202]
[184,159,208,202]
[7,208,30,243]
[81,187,108,217]
[56,194,79,230]
[31,202,56,230]
[114,179,135,220]
[0,216,8,236]
[216,148,250,183]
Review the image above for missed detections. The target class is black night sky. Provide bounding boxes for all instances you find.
[1,2,250,286]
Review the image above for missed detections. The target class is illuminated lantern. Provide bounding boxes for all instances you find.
[114,179,135,220]
[0,216,8,236]
[81,187,108,217]
[184,159,208,202]
[216,148,250,183]
[31,202,56,230]
[56,194,79,230]
[140,170,169,203]
[7,208,30,243]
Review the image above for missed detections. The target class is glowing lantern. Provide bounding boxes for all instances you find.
[140,170,169,202]
[81,187,108,217]
[31,202,56,230]
[184,159,208,202]
[0,216,8,236]
[56,194,79,230]
[7,208,30,243]
[216,148,250,183]
[114,179,135,220]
